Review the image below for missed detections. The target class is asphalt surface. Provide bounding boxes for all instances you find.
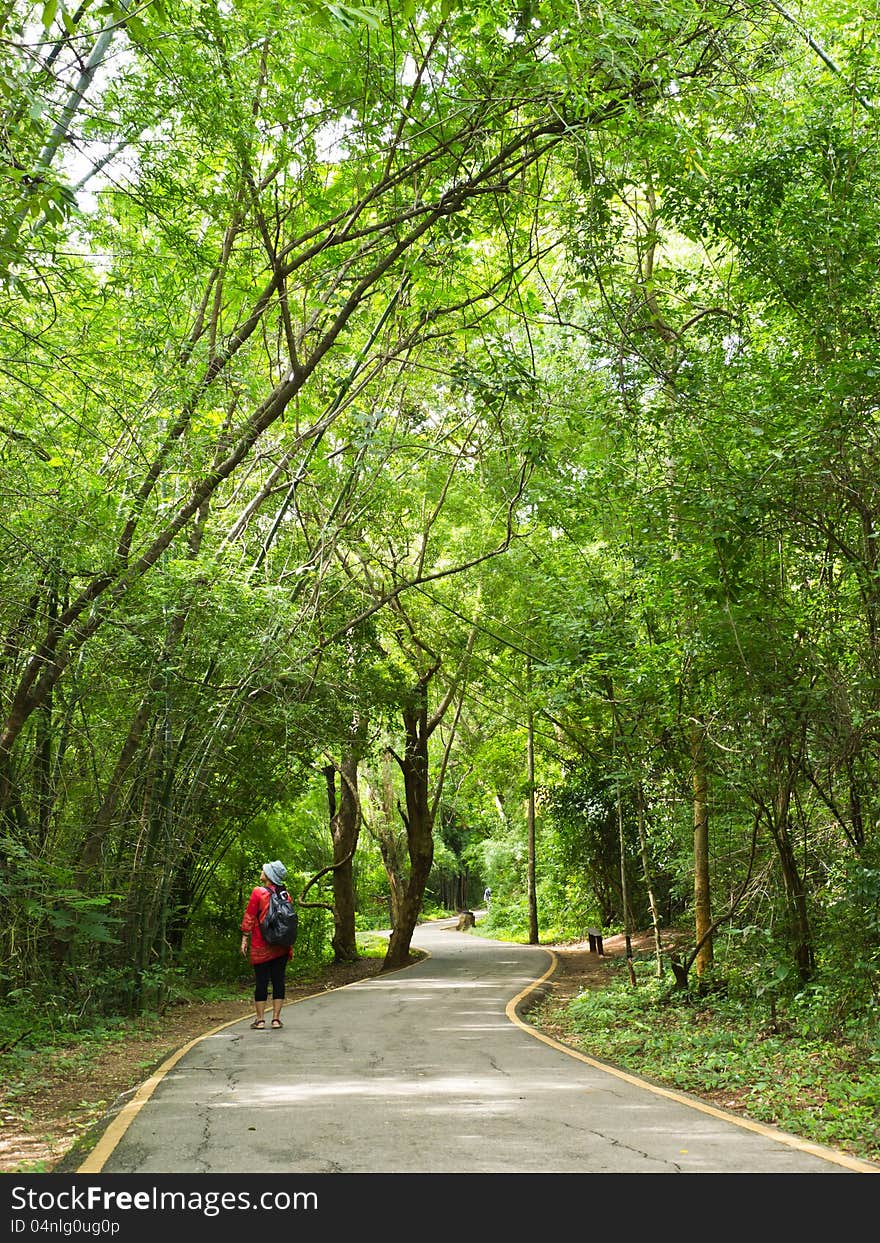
[83,919,876,1175]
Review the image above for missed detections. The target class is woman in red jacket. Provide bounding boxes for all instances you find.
[240,860,293,1030]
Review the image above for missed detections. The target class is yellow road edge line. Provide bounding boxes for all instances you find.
[82,937,876,1177]
[78,946,426,1175]
[506,949,880,1176]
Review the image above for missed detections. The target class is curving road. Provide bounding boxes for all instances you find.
[79,919,877,1175]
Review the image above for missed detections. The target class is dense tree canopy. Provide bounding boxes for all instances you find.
[1,0,878,1036]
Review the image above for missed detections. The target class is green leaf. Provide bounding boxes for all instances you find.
[126,14,149,42]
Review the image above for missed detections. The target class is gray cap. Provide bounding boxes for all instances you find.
[262,860,287,886]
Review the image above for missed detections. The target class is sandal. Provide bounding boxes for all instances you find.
[250,1019,266,1029]
[271,1018,283,1028]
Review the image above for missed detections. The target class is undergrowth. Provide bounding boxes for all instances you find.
[1,933,390,1166]
[531,953,880,1166]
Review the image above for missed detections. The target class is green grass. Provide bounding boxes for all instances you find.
[0,945,382,1115]
[1,943,393,1172]
[531,956,880,1167]
[468,921,880,1166]
[353,932,391,958]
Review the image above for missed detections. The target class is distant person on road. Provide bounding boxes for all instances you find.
[240,860,292,1030]
[483,886,491,908]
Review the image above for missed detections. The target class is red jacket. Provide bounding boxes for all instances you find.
[241,884,293,964]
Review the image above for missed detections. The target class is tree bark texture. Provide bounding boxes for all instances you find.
[330,748,361,963]
[691,719,713,976]
[383,684,435,970]
[526,693,539,945]
[767,749,815,981]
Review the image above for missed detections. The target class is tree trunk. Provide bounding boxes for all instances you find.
[635,781,663,978]
[526,689,538,944]
[767,752,815,981]
[78,694,153,881]
[617,785,636,985]
[691,718,713,976]
[383,685,434,971]
[330,748,361,962]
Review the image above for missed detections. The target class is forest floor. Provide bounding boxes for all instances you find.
[0,928,716,1174]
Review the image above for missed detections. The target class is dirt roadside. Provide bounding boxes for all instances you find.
[0,930,662,1174]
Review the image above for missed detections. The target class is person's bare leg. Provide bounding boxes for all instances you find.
[252,999,266,1026]
[271,998,283,1026]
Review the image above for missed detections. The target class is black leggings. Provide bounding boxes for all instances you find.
[253,954,287,1002]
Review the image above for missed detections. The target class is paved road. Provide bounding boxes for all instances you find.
[82,920,876,1174]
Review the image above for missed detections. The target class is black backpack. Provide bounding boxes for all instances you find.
[259,885,299,947]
